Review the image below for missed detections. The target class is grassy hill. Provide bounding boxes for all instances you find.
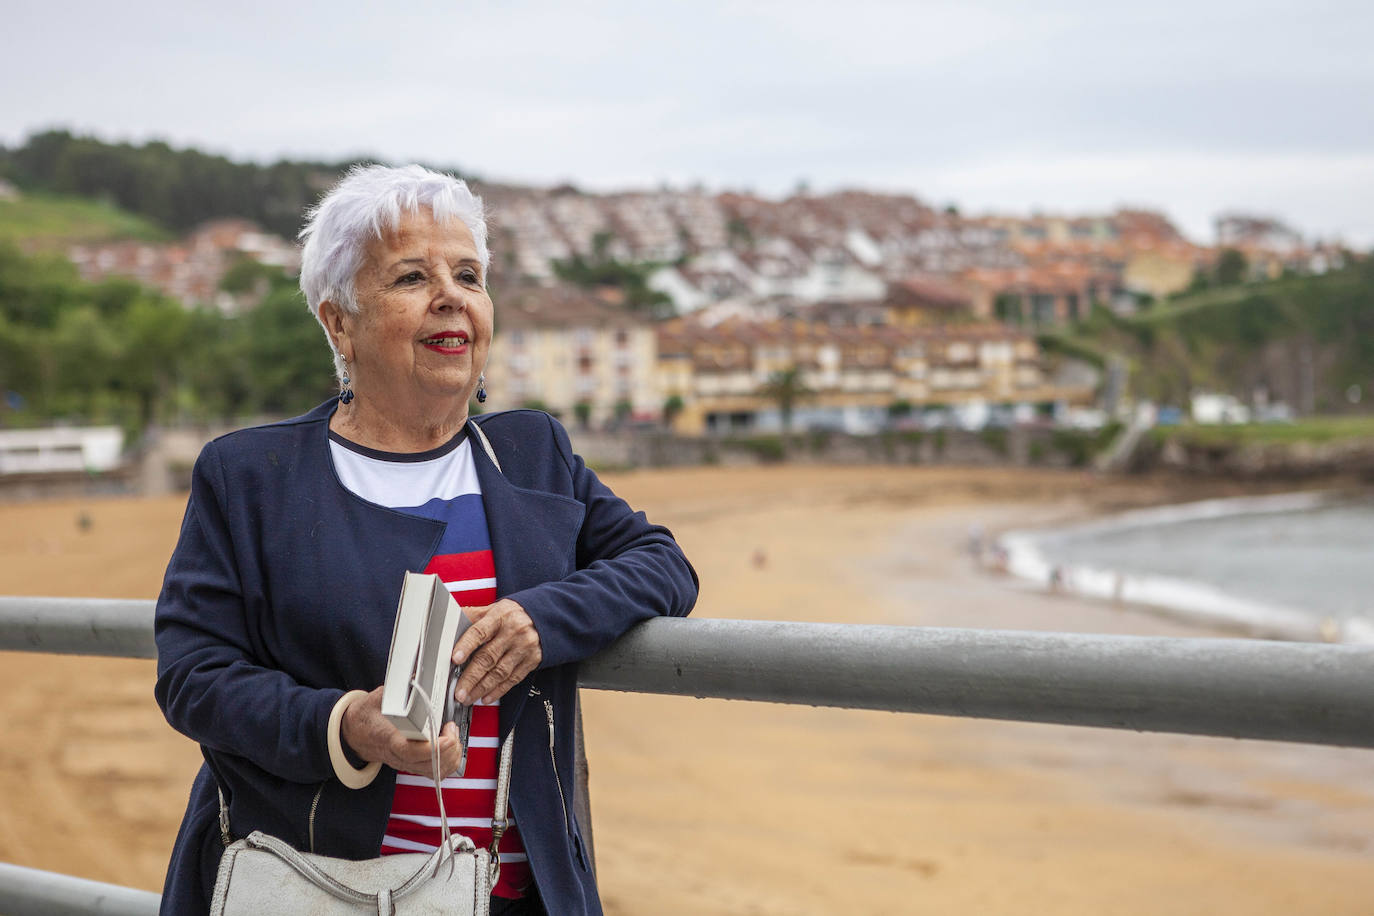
[0,191,171,250]
[1146,414,1374,448]
[1040,261,1374,414]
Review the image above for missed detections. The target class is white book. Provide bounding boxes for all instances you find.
[381,571,470,740]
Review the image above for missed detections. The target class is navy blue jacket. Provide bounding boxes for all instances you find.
[153,401,698,914]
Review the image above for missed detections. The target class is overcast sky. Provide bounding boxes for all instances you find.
[4,0,1372,245]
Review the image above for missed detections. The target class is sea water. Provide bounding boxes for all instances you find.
[999,492,1374,642]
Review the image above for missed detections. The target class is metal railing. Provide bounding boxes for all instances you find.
[3,596,1374,914]
[0,863,160,916]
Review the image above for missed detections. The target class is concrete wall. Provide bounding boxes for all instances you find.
[566,426,1098,471]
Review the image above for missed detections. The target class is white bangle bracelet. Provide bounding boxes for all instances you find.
[328,690,382,789]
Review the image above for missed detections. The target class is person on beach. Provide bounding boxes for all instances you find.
[153,164,699,915]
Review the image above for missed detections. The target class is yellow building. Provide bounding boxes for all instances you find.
[483,288,660,427]
[656,317,1063,435]
[1122,247,1204,299]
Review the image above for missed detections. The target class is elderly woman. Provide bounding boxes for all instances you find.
[154,164,698,915]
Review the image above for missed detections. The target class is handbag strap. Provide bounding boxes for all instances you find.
[469,419,502,473]
[239,829,479,907]
[409,676,515,888]
[215,702,516,866]
[488,725,515,872]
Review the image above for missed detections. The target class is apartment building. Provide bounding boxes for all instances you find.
[483,286,660,427]
[546,192,618,259]
[962,261,1125,324]
[657,315,1058,435]
[607,193,685,262]
[494,196,570,282]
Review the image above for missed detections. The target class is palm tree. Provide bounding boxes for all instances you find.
[759,365,813,440]
[662,394,685,429]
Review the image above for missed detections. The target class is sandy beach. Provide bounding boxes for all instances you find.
[1,465,1372,913]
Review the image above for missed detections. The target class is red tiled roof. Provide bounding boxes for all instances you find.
[886,274,971,310]
[497,284,647,330]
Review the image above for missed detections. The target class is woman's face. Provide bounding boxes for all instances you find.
[332,209,493,414]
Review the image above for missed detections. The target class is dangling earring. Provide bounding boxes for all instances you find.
[475,373,487,404]
[339,369,355,405]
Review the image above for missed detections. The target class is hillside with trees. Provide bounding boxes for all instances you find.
[0,130,431,239]
[1041,260,1374,415]
[0,243,333,435]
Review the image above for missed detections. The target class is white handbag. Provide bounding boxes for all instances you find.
[210,828,494,916]
[210,685,514,916]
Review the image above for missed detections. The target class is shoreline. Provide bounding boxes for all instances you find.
[993,488,1374,644]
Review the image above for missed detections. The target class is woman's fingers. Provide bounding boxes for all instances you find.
[341,689,463,779]
[341,686,397,765]
[436,721,461,778]
[388,732,460,779]
[451,603,498,667]
[468,644,539,706]
[437,725,467,779]
[451,599,541,705]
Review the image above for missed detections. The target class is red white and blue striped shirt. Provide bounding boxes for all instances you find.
[329,428,531,899]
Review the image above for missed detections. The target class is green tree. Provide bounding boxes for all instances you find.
[994,293,1023,325]
[725,218,754,248]
[179,306,250,421]
[116,293,193,429]
[759,366,814,438]
[51,304,119,417]
[239,284,336,415]
[0,315,48,418]
[552,253,674,318]
[1215,248,1249,286]
[662,393,685,428]
[0,244,84,328]
[1183,267,1211,296]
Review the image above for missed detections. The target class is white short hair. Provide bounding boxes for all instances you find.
[298,163,490,384]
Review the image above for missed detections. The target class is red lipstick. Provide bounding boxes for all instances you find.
[421,331,469,355]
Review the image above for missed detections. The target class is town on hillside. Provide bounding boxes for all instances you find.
[8,174,1348,436]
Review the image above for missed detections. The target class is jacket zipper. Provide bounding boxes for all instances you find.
[530,686,571,835]
[308,783,325,853]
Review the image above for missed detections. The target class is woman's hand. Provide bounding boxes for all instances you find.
[340,686,464,779]
[451,599,542,705]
